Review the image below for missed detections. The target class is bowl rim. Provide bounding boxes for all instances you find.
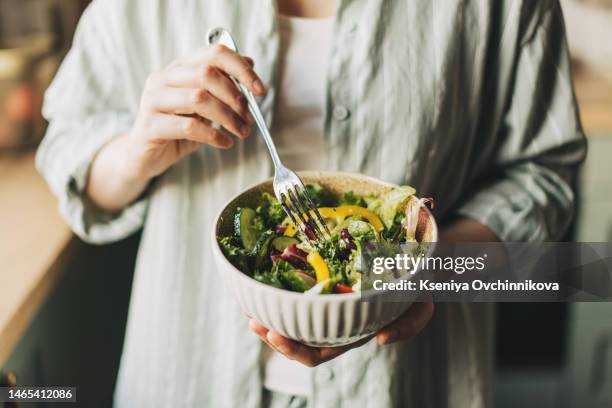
[211,171,438,302]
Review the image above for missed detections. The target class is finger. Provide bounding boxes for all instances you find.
[249,319,269,338]
[249,320,283,353]
[244,56,255,68]
[261,326,372,367]
[266,332,363,367]
[376,302,435,345]
[153,88,251,138]
[150,114,234,148]
[187,45,265,95]
[317,335,373,360]
[175,55,255,74]
[164,66,253,124]
[266,331,322,367]
[174,140,203,160]
[265,331,360,367]
[175,50,254,69]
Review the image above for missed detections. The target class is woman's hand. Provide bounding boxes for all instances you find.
[249,301,434,367]
[126,45,264,179]
[86,45,264,212]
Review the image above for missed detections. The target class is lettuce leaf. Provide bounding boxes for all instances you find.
[339,191,367,207]
[219,236,252,273]
[305,183,325,207]
[368,186,416,229]
[256,192,286,227]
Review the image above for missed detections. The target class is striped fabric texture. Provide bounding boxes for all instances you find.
[36,0,585,407]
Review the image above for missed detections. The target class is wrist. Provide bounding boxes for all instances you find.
[114,132,154,185]
[85,133,151,213]
[439,217,499,242]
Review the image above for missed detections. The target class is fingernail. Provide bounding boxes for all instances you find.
[248,320,257,330]
[246,112,255,125]
[241,125,251,137]
[380,328,399,345]
[253,79,265,95]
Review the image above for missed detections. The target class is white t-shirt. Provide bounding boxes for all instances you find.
[262,14,334,397]
[272,14,333,171]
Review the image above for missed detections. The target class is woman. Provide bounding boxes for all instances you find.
[37,0,585,406]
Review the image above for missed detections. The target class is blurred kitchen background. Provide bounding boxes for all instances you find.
[0,0,611,407]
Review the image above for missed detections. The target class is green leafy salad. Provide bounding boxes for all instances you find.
[218,184,432,294]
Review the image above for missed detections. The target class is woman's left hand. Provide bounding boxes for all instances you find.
[248,301,434,367]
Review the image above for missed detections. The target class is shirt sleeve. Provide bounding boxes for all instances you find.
[456,0,587,242]
[36,0,147,244]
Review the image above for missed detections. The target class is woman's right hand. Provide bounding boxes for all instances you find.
[86,45,265,212]
[125,44,264,180]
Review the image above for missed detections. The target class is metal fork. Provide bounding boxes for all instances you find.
[207,27,331,244]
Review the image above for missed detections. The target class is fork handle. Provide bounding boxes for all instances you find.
[206,27,283,169]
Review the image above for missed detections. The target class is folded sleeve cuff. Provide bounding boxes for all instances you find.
[454,178,552,243]
[36,112,147,244]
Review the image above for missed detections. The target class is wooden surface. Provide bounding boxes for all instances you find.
[0,151,73,367]
[573,65,612,137]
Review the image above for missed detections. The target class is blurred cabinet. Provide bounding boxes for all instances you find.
[0,0,89,45]
[563,303,612,408]
[576,137,612,242]
[0,0,90,150]
[0,234,139,408]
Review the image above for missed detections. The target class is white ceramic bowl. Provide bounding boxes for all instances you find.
[211,172,438,347]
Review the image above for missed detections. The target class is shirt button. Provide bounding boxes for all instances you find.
[332,105,350,121]
[316,366,334,382]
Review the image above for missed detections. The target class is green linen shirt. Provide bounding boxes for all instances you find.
[36,0,586,407]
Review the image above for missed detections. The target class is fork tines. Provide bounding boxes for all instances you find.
[278,184,331,244]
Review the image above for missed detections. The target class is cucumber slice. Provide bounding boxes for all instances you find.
[234,207,260,251]
[281,270,316,292]
[254,231,275,270]
[271,236,300,252]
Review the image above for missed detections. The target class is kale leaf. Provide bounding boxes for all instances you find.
[305,183,327,207]
[256,192,286,227]
[254,259,293,289]
[339,191,367,207]
[254,270,283,288]
[272,259,294,275]
[219,236,252,273]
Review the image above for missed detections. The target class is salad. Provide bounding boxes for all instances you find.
[218,184,432,294]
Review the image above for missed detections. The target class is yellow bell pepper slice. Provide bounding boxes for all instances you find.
[284,223,298,237]
[318,206,384,232]
[307,251,330,283]
[284,205,384,237]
